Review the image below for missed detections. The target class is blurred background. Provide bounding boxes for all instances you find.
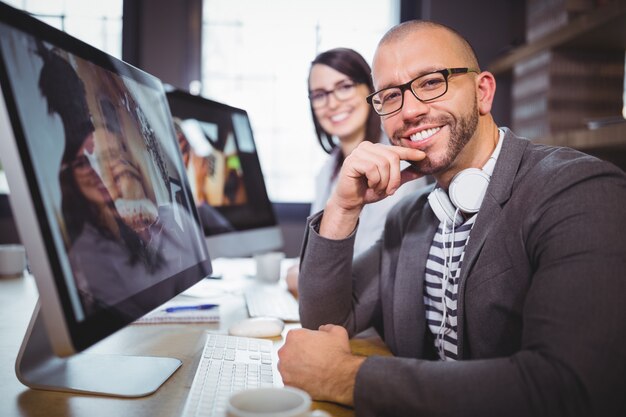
[1,0,625,252]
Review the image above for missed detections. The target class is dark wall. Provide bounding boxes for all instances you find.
[123,0,202,90]
[273,203,311,258]
[416,0,526,127]
[0,194,20,244]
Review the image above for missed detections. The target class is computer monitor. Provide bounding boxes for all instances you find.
[166,90,283,258]
[0,3,212,396]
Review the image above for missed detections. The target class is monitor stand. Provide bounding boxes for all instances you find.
[15,300,182,397]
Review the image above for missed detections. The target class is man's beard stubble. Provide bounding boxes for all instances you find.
[395,99,479,175]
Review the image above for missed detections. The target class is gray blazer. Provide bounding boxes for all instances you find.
[298,129,626,417]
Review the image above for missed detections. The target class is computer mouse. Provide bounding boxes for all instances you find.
[228,317,285,338]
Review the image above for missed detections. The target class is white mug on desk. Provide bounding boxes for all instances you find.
[254,251,285,283]
[0,244,26,277]
[227,387,331,417]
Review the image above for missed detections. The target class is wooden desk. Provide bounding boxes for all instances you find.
[0,259,390,417]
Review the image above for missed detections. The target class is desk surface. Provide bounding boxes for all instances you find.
[0,258,389,417]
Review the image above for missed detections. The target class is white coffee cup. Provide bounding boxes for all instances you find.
[254,251,285,283]
[0,244,26,277]
[227,386,331,417]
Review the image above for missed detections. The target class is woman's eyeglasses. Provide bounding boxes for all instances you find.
[309,80,359,109]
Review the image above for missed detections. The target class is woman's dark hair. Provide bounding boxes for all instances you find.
[36,41,94,165]
[308,48,381,155]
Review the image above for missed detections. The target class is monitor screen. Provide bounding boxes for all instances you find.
[0,0,211,365]
[166,90,283,258]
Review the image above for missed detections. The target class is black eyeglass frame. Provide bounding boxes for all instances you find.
[366,67,479,116]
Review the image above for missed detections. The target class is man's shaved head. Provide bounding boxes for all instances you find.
[378,20,480,70]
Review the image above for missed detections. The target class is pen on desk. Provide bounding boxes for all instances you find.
[164,304,219,313]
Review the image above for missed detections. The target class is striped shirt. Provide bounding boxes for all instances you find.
[424,215,476,360]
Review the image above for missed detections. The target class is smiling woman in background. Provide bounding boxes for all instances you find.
[286,48,427,294]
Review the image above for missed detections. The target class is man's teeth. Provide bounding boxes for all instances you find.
[410,127,440,142]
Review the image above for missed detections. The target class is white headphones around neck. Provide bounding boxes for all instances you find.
[428,130,504,227]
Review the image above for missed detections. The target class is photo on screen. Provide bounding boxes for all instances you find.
[0,23,207,320]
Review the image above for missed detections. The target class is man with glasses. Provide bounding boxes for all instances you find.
[278,20,626,417]
[285,47,428,296]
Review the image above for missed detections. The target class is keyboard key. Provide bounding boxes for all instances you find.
[244,285,300,322]
[181,334,280,417]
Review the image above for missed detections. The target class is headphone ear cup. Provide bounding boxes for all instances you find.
[428,188,464,227]
[448,168,490,214]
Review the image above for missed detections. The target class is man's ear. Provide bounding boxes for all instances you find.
[476,71,496,115]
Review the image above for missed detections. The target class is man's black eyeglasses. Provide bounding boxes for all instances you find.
[366,68,479,116]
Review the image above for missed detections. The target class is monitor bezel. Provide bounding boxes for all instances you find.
[166,89,284,258]
[0,2,212,355]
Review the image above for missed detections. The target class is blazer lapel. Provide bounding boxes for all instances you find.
[455,130,529,357]
[393,203,438,358]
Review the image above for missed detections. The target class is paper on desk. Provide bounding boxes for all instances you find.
[133,303,220,324]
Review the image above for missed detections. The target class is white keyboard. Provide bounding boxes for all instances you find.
[244,284,300,322]
[181,334,281,417]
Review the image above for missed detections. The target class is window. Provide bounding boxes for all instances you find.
[1,0,123,193]
[202,0,399,202]
[3,0,123,59]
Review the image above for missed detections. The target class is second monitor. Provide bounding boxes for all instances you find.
[166,90,283,259]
